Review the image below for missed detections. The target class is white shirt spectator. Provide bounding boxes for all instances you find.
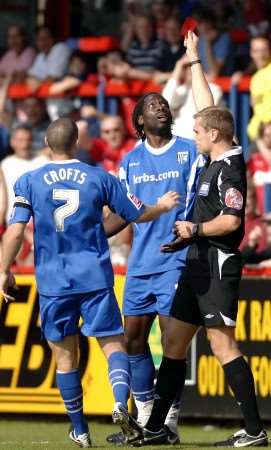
[1,154,48,221]
[163,78,223,139]
[28,42,70,80]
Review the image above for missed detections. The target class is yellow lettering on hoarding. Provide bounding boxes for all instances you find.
[250,301,262,340]
[250,356,271,397]
[198,356,224,397]
[262,301,271,340]
[235,300,247,340]
[250,300,271,341]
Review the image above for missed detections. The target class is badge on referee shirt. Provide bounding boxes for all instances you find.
[225,187,243,210]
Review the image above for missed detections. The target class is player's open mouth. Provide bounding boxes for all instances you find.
[157,114,168,121]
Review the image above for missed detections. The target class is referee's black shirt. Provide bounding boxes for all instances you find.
[193,147,247,252]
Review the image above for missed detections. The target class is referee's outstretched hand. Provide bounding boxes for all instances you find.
[184,30,199,61]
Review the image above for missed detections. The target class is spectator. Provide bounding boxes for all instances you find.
[243,0,270,37]
[100,115,136,173]
[16,98,50,152]
[0,25,35,84]
[27,26,70,91]
[109,14,169,81]
[240,177,266,252]
[151,0,176,39]
[76,120,105,165]
[162,54,223,138]
[195,7,233,76]
[247,121,271,214]
[162,17,185,72]
[0,126,48,266]
[241,215,271,267]
[1,125,48,222]
[120,0,176,52]
[49,51,90,95]
[126,13,167,72]
[48,51,92,121]
[247,35,271,141]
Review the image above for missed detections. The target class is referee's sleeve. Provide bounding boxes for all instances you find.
[218,164,245,217]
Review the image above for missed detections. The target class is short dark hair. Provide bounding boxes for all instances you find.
[46,118,78,154]
[132,92,171,140]
[194,106,235,142]
[11,124,32,137]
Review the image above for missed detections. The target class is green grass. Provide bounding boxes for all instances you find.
[0,420,270,450]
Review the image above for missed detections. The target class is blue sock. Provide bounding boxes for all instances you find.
[108,351,131,408]
[129,346,155,402]
[56,369,88,435]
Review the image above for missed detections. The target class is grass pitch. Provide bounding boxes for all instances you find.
[0,419,270,450]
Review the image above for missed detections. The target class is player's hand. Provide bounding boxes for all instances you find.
[184,31,199,61]
[0,271,18,302]
[161,236,193,252]
[175,220,196,238]
[157,191,180,212]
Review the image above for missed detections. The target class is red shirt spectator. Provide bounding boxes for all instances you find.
[247,122,271,214]
[100,115,135,173]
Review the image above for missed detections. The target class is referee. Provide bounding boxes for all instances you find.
[128,106,268,448]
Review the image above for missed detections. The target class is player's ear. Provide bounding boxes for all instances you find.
[210,128,219,142]
[138,115,144,125]
[44,136,48,147]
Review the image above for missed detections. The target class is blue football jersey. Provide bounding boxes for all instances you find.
[9,159,145,296]
[119,136,203,276]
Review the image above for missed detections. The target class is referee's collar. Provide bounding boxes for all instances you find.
[212,146,242,163]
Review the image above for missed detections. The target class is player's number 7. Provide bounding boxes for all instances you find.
[53,188,79,232]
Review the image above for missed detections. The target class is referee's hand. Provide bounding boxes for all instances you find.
[175,220,195,238]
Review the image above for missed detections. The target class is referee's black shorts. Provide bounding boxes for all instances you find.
[170,243,242,328]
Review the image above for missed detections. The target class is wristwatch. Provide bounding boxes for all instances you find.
[192,223,199,236]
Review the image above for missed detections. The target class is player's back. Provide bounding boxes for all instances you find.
[14,160,114,296]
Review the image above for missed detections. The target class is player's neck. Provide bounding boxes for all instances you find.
[210,142,232,161]
[51,153,74,161]
[145,131,172,148]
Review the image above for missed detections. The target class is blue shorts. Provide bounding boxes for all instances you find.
[123,269,182,317]
[39,288,123,342]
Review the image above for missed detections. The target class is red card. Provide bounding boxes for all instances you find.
[181,17,198,37]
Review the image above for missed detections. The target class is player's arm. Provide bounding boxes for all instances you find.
[0,222,26,302]
[135,191,180,223]
[103,189,180,236]
[185,31,214,110]
[103,212,129,238]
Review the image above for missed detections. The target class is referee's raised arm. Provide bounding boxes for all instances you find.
[185,31,214,111]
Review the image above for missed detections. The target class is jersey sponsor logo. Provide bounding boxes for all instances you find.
[199,182,210,196]
[225,187,243,210]
[133,170,180,184]
[127,192,143,210]
[128,162,140,167]
[177,151,189,164]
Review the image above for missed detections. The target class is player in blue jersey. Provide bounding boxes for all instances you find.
[104,31,215,445]
[0,117,179,448]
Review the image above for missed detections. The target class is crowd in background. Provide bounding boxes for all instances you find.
[1,0,271,269]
